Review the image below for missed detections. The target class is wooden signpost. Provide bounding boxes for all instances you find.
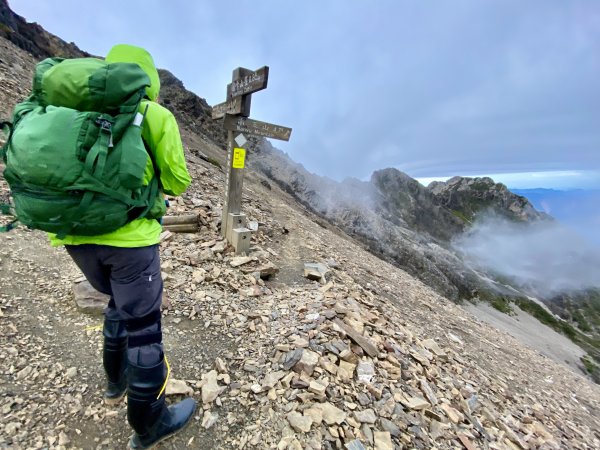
[212,66,292,254]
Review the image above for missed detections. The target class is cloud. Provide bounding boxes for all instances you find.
[453,216,600,296]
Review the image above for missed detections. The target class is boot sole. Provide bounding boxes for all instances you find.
[104,390,126,406]
[128,403,196,449]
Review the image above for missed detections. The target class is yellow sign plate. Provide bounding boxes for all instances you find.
[232,148,246,169]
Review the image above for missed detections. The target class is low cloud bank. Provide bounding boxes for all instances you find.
[453,217,600,296]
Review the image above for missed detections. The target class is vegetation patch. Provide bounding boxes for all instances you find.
[450,209,471,224]
[0,23,14,34]
[581,355,600,383]
[490,296,514,314]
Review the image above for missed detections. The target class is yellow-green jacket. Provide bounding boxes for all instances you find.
[50,44,191,248]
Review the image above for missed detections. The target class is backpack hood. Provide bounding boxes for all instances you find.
[105,44,160,101]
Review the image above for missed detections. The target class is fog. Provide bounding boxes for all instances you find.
[453,217,600,296]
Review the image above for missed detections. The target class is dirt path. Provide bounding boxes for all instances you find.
[0,229,254,449]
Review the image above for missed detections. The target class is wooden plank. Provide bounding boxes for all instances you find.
[163,224,198,233]
[229,68,253,117]
[333,318,379,357]
[227,66,269,98]
[212,97,243,119]
[161,214,198,226]
[223,115,292,141]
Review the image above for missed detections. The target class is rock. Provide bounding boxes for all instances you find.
[304,406,323,425]
[374,431,393,450]
[447,332,464,346]
[422,339,446,358]
[345,440,367,450]
[317,402,347,425]
[380,418,401,437]
[58,432,70,446]
[308,379,327,396]
[356,392,371,406]
[214,357,228,373]
[340,348,359,364]
[356,360,375,383]
[72,279,109,314]
[192,269,207,283]
[338,361,356,381]
[304,262,329,283]
[320,356,338,375]
[5,422,20,436]
[429,420,445,440]
[65,366,77,379]
[286,411,313,433]
[166,378,193,396]
[402,396,430,410]
[354,408,377,424]
[334,318,379,357]
[326,258,340,269]
[293,349,320,376]
[254,263,280,279]
[458,433,477,450]
[202,410,219,429]
[230,256,254,267]
[262,371,286,389]
[211,240,227,253]
[283,348,303,370]
[440,403,464,424]
[201,370,225,403]
[419,378,438,405]
[362,424,374,445]
[291,377,310,389]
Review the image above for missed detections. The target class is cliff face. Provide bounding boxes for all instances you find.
[0,0,87,59]
[371,168,465,241]
[428,176,548,223]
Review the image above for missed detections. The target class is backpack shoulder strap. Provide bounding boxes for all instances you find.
[0,121,13,160]
[0,204,18,233]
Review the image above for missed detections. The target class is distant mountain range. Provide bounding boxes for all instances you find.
[512,188,600,247]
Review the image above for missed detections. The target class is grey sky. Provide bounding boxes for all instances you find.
[10,0,600,188]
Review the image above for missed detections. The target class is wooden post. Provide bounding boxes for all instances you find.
[162,214,198,226]
[212,66,291,254]
[221,68,252,240]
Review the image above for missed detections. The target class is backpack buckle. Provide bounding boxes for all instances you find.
[95,118,113,131]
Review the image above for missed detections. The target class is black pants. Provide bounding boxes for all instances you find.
[66,244,164,366]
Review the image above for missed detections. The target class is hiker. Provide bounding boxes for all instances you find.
[49,45,195,448]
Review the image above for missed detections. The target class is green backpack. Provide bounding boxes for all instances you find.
[0,57,164,238]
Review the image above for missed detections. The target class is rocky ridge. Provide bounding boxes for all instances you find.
[249,142,516,302]
[0,0,87,60]
[427,177,548,223]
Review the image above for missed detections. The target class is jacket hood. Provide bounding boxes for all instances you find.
[105,44,160,101]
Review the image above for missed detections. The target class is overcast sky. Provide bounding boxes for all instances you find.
[11,0,600,188]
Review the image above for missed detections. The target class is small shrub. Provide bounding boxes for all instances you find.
[490,296,514,314]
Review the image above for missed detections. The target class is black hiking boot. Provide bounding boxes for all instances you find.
[127,359,196,449]
[103,318,128,405]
